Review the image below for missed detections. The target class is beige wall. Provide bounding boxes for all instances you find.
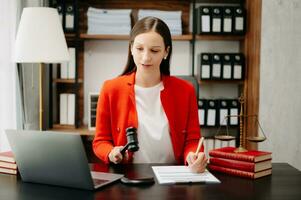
[259,0,301,170]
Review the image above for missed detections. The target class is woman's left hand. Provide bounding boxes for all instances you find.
[186,152,208,173]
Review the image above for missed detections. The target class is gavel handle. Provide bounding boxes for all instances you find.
[120,143,130,155]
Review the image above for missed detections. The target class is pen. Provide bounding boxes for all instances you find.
[195,137,204,155]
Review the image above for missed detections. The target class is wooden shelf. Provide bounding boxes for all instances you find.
[195,35,244,41]
[198,80,244,84]
[172,34,193,41]
[65,33,76,38]
[195,0,242,3]
[80,34,193,41]
[65,33,77,41]
[52,124,94,136]
[53,79,83,83]
[80,34,129,40]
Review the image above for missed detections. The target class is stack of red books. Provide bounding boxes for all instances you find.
[208,147,272,179]
[0,151,18,175]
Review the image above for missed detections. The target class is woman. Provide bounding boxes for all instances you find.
[93,17,207,173]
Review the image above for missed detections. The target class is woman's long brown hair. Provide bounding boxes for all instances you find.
[121,17,172,76]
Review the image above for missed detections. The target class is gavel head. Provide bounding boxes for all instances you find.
[125,127,139,152]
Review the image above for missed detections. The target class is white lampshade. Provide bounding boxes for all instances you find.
[14,7,69,63]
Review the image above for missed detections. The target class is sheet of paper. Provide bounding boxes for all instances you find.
[152,166,220,184]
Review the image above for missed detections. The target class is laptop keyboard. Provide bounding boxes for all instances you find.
[93,178,109,186]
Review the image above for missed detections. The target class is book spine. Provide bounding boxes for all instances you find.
[0,157,15,163]
[0,162,17,169]
[208,164,255,179]
[0,167,18,175]
[209,151,255,162]
[209,157,254,172]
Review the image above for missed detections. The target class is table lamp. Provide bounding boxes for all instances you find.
[14,7,69,130]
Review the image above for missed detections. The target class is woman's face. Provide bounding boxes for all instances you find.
[131,31,169,74]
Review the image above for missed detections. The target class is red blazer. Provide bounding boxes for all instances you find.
[93,72,203,164]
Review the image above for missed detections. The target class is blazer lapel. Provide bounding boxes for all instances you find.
[126,73,138,128]
[160,76,175,133]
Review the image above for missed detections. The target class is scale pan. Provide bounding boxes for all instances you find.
[246,136,266,142]
[215,135,235,141]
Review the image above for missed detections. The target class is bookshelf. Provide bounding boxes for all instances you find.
[49,0,261,150]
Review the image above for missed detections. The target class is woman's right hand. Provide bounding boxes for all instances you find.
[108,146,125,164]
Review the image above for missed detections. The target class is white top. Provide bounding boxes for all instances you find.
[133,82,176,163]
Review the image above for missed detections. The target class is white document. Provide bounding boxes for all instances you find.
[152,166,220,184]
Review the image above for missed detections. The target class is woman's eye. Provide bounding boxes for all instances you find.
[136,47,143,51]
[151,50,159,53]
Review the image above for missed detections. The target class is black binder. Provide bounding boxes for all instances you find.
[198,99,207,127]
[197,6,211,34]
[232,53,245,80]
[222,7,233,34]
[200,53,211,80]
[65,3,75,32]
[211,7,222,34]
[233,7,246,35]
[55,2,64,26]
[228,99,239,126]
[222,54,232,80]
[211,54,222,80]
[206,100,217,127]
[218,99,229,126]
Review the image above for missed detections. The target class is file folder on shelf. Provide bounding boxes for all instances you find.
[56,3,63,25]
[233,54,244,80]
[198,99,207,127]
[197,6,211,34]
[65,3,75,31]
[222,7,233,33]
[233,7,246,35]
[219,100,229,126]
[229,100,239,126]
[89,93,99,130]
[222,54,232,80]
[212,7,222,33]
[206,100,217,127]
[68,47,76,79]
[211,54,222,80]
[59,93,76,126]
[200,54,211,80]
[67,93,76,125]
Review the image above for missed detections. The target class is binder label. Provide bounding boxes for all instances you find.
[201,15,210,32]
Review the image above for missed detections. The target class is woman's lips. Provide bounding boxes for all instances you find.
[142,64,152,67]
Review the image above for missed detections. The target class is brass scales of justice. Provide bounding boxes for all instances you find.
[214,95,267,153]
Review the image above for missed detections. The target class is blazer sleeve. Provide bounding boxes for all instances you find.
[183,86,204,163]
[93,81,114,164]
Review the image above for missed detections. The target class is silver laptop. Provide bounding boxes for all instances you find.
[5,130,123,190]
